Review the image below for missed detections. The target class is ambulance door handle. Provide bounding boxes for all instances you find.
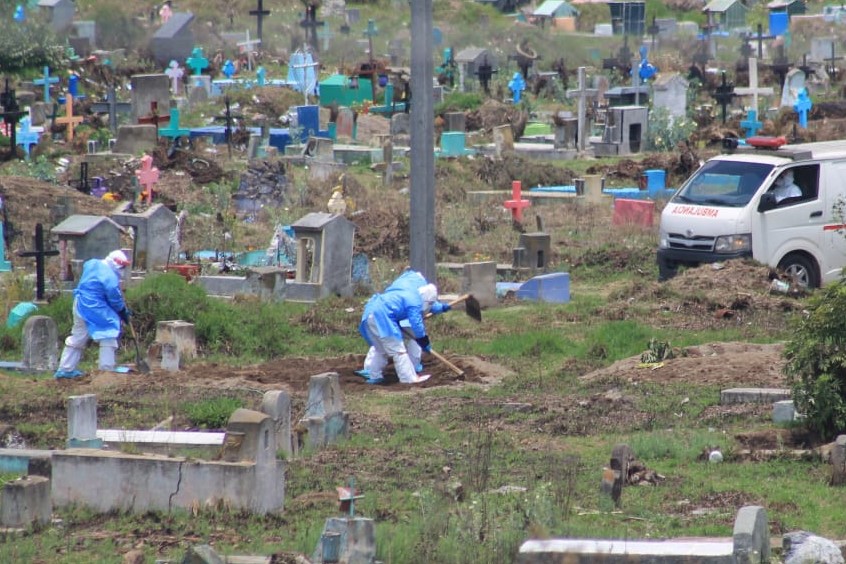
[810,211,822,218]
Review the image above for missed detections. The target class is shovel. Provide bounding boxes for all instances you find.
[401,327,464,378]
[426,293,482,322]
[127,320,151,374]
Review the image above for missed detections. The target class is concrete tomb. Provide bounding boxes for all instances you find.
[151,12,196,66]
[313,516,376,564]
[286,212,356,302]
[110,202,177,272]
[0,475,52,529]
[299,372,349,449]
[513,232,551,273]
[198,266,289,302]
[38,0,74,32]
[592,106,649,157]
[53,407,285,515]
[113,124,158,155]
[51,215,126,277]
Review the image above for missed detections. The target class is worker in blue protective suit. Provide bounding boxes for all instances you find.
[55,250,132,378]
[358,280,441,385]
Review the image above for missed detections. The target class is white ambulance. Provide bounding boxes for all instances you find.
[657,139,846,288]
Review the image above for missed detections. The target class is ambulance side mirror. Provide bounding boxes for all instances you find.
[758,192,777,212]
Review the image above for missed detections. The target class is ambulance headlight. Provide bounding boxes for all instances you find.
[714,234,751,253]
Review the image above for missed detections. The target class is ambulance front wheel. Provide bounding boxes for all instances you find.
[777,253,819,289]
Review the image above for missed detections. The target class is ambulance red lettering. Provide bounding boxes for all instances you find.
[672,205,719,218]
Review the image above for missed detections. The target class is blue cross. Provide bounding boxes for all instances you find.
[256,66,266,86]
[16,116,41,160]
[160,108,190,140]
[68,74,85,100]
[222,60,236,79]
[740,109,762,138]
[186,47,209,76]
[13,5,24,22]
[794,88,812,129]
[33,66,59,103]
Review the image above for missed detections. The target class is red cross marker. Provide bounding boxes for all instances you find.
[504,180,530,222]
[135,154,160,205]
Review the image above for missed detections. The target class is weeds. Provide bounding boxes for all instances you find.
[183,396,245,430]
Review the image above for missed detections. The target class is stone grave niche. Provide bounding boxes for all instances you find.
[591,105,648,157]
[286,212,355,302]
[513,232,551,274]
[151,12,195,66]
[38,0,74,33]
[222,408,276,466]
[70,21,97,57]
[455,47,496,93]
[110,203,177,272]
[130,74,171,123]
[50,215,126,282]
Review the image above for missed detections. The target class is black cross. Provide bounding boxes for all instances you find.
[824,43,843,81]
[797,54,814,79]
[17,224,58,301]
[617,35,633,73]
[647,16,660,49]
[90,86,131,133]
[0,80,27,161]
[739,34,754,59]
[300,4,325,53]
[72,162,90,194]
[712,71,736,124]
[219,96,234,158]
[475,56,497,95]
[751,23,774,60]
[768,45,792,87]
[249,0,270,43]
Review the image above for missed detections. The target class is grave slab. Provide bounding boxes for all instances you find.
[21,315,58,372]
[720,388,791,405]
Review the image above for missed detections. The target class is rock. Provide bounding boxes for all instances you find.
[783,531,845,564]
[123,550,145,564]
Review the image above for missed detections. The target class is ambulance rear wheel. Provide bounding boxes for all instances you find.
[777,253,819,289]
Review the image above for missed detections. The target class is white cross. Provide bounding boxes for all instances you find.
[292,48,320,106]
[237,29,262,71]
[566,67,598,152]
[734,57,775,113]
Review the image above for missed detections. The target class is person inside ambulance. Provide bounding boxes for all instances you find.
[769,170,802,204]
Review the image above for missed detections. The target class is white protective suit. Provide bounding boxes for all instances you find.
[771,170,802,203]
[56,250,130,377]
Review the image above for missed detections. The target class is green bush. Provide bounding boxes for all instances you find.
[183,397,244,430]
[784,281,846,440]
[125,273,296,358]
[647,106,697,152]
[0,21,64,71]
[436,92,484,115]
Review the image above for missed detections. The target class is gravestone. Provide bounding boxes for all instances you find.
[262,390,293,457]
[461,262,496,308]
[187,83,208,106]
[114,124,157,154]
[444,112,465,132]
[153,320,196,359]
[301,372,349,448]
[651,73,688,120]
[831,434,846,486]
[780,68,806,108]
[223,409,275,464]
[810,37,836,63]
[21,315,57,372]
[150,12,195,66]
[130,75,170,123]
[390,112,409,135]
[67,394,99,448]
[335,107,354,141]
[493,124,514,156]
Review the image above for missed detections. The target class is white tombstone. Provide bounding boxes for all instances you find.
[780,69,806,108]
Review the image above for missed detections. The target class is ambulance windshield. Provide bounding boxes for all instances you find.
[673,161,774,207]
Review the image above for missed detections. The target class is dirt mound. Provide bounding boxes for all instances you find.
[0,176,114,258]
[465,99,528,135]
[580,341,787,387]
[117,353,501,394]
[585,143,700,187]
[473,154,575,188]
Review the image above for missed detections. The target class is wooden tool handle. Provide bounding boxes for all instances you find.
[428,348,465,377]
[425,294,470,319]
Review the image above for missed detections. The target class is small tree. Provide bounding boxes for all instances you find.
[784,281,846,440]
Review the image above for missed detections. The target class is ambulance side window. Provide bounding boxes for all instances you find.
[776,164,818,207]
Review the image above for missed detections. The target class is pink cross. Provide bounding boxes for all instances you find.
[504,180,530,222]
[135,154,160,205]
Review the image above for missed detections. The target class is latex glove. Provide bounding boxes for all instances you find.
[416,335,432,353]
[119,308,132,323]
[441,303,452,312]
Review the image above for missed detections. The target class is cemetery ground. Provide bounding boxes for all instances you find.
[0,147,842,562]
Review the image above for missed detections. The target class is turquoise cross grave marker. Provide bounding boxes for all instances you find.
[160,108,190,140]
[186,47,209,76]
[33,66,59,103]
[740,109,762,138]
